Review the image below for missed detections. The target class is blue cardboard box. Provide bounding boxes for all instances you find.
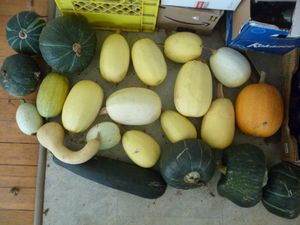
[226,0,300,54]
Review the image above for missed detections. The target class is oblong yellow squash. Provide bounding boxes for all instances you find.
[99,33,130,83]
[201,98,235,149]
[62,80,104,133]
[106,87,161,125]
[174,60,212,117]
[132,38,167,86]
[122,130,160,168]
[164,32,203,63]
[36,73,69,118]
[160,110,197,143]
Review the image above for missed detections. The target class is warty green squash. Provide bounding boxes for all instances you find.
[262,162,300,219]
[160,139,215,189]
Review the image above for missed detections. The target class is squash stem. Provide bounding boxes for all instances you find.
[202,46,217,55]
[72,43,81,57]
[184,171,201,184]
[115,29,121,34]
[259,71,267,83]
[19,99,26,104]
[217,83,224,98]
[99,107,107,115]
[216,161,227,175]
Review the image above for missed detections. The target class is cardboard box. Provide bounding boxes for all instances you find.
[157,6,223,33]
[161,0,241,10]
[281,49,300,165]
[226,0,300,54]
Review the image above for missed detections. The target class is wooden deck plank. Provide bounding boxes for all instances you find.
[0,187,35,210]
[0,176,36,188]
[0,210,34,225]
[0,165,37,177]
[0,143,38,165]
[0,0,49,17]
[0,99,36,121]
[0,121,39,143]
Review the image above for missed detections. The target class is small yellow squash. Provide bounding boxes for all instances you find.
[37,122,100,164]
[36,73,69,118]
[174,60,212,117]
[106,87,161,125]
[132,38,167,86]
[164,32,203,63]
[201,98,235,149]
[160,110,197,143]
[122,130,160,168]
[99,33,130,83]
[62,80,104,133]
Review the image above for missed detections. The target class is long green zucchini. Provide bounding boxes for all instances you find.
[53,156,167,199]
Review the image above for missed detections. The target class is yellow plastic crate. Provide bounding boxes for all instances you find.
[54,0,159,32]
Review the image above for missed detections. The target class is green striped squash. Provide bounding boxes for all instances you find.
[36,73,69,118]
[6,11,45,55]
[217,144,267,207]
[262,162,300,219]
[39,15,97,75]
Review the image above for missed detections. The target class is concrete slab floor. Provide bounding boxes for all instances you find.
[42,29,300,225]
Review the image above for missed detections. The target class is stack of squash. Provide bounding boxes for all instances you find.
[1,11,299,219]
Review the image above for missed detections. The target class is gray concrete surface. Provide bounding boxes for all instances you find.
[42,30,300,225]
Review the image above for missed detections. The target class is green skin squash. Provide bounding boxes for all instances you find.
[160,139,215,189]
[217,144,267,208]
[262,162,300,219]
[6,11,45,55]
[39,15,97,75]
[0,54,41,96]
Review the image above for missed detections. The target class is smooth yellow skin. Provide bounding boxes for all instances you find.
[160,110,197,143]
[122,130,161,168]
[174,60,212,117]
[37,122,100,164]
[132,38,167,86]
[62,80,104,133]
[99,33,130,83]
[36,73,69,118]
[201,98,235,149]
[164,32,203,63]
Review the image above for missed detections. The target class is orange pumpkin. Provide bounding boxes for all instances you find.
[235,82,283,137]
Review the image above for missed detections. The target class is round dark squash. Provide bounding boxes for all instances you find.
[262,162,300,219]
[160,139,215,189]
[6,11,45,55]
[39,15,97,74]
[217,144,267,207]
[0,54,41,96]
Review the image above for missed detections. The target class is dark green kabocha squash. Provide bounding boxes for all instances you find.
[6,11,45,55]
[262,161,300,219]
[0,54,41,96]
[39,15,97,74]
[160,139,215,189]
[217,144,267,207]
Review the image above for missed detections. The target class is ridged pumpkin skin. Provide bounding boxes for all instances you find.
[62,80,103,133]
[37,73,69,118]
[235,83,283,137]
[174,60,212,117]
[39,15,97,74]
[160,139,215,189]
[160,110,197,143]
[217,144,267,208]
[201,98,235,149]
[0,54,41,96]
[164,32,202,63]
[100,34,130,83]
[122,130,161,168]
[132,38,167,86]
[6,11,45,55]
[262,162,300,219]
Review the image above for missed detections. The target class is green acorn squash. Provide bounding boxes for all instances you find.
[262,162,300,219]
[160,139,215,189]
[6,11,45,55]
[0,54,41,96]
[217,144,267,207]
[39,15,97,74]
